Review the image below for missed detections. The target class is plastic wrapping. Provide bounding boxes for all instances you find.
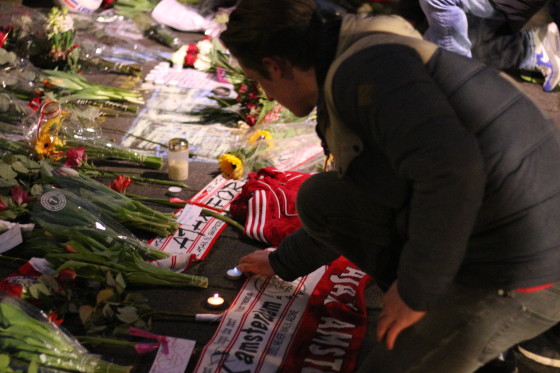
[30,185,168,260]
[0,293,132,373]
[218,121,325,178]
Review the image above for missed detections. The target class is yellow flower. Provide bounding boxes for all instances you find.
[34,133,58,159]
[248,130,272,144]
[218,154,244,179]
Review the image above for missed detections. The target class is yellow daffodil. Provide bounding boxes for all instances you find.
[248,130,272,144]
[218,154,244,179]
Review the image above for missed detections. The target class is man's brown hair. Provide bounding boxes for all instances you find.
[220,0,321,78]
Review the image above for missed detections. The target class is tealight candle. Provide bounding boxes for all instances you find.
[207,293,225,308]
[167,186,182,196]
[226,266,243,280]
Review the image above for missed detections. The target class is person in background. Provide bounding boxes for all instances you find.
[221,0,560,371]
[407,0,560,92]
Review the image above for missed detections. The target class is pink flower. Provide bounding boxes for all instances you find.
[10,186,30,205]
[110,175,133,193]
[65,146,87,167]
[0,199,8,211]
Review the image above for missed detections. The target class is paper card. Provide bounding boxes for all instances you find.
[0,226,23,253]
[149,337,196,373]
[177,204,203,226]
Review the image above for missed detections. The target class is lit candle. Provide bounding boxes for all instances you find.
[226,266,243,280]
[207,293,225,308]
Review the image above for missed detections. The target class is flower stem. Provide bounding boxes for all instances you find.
[201,209,245,233]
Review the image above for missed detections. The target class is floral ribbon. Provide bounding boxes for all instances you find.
[129,327,169,354]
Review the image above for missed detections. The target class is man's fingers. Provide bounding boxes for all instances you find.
[385,323,402,350]
[376,315,392,344]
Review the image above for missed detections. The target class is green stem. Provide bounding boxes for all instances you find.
[201,209,245,233]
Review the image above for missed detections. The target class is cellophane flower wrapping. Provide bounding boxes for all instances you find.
[0,293,132,373]
[29,185,168,260]
[219,121,325,179]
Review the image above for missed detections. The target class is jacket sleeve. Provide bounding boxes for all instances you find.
[332,44,486,310]
[269,227,340,281]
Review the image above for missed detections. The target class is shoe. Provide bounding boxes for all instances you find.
[475,349,518,373]
[518,325,560,368]
[534,23,560,92]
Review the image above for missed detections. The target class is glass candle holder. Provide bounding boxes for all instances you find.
[168,138,189,181]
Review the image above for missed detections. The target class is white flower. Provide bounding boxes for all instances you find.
[171,45,188,66]
[45,7,74,39]
[196,39,213,56]
[194,55,212,72]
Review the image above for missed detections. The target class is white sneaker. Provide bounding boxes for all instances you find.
[534,23,560,92]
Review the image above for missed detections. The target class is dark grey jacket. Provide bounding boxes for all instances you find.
[270,14,560,310]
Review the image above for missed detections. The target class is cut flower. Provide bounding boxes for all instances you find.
[110,175,134,193]
[218,154,244,180]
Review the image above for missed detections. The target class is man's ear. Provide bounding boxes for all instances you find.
[261,57,290,79]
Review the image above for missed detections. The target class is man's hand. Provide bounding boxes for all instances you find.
[238,250,276,277]
[376,281,426,350]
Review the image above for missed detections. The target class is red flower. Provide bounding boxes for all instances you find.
[47,312,64,325]
[101,0,116,8]
[27,96,42,112]
[10,186,30,205]
[58,269,77,284]
[110,175,133,193]
[244,114,257,127]
[65,146,87,167]
[0,199,8,211]
[184,43,199,67]
[0,26,13,49]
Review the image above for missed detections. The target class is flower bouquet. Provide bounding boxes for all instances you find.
[42,69,145,104]
[29,186,169,261]
[22,100,163,169]
[218,122,325,179]
[52,171,179,237]
[0,293,133,373]
[183,37,296,127]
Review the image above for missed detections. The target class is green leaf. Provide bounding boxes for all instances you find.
[0,354,10,369]
[39,160,54,178]
[39,274,60,291]
[0,210,18,220]
[116,306,139,323]
[101,302,114,318]
[28,283,51,299]
[0,178,18,188]
[30,184,44,196]
[0,163,18,180]
[14,155,40,172]
[11,161,29,174]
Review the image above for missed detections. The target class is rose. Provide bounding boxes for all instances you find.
[11,186,31,205]
[64,146,87,167]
